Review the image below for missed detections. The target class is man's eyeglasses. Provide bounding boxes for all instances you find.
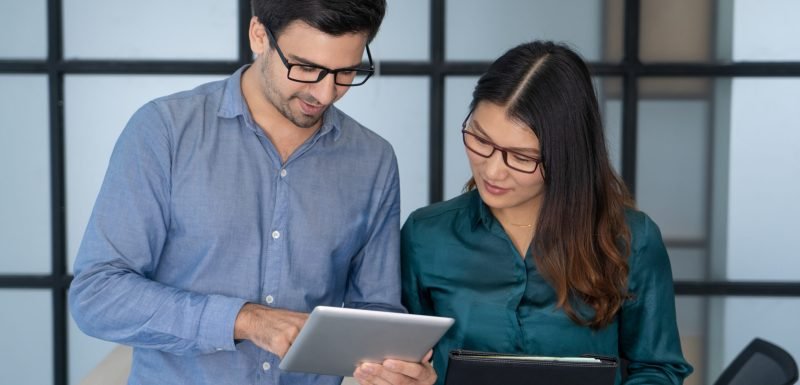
[265,26,375,86]
[461,113,542,174]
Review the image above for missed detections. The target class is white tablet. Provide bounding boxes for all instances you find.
[279,306,454,377]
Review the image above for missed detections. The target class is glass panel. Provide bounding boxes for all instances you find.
[732,0,800,61]
[637,83,709,241]
[446,0,619,62]
[0,75,51,274]
[0,0,47,59]
[596,78,623,174]
[370,0,429,61]
[443,76,478,200]
[675,296,706,385]
[640,0,714,63]
[726,78,800,280]
[336,77,430,222]
[0,290,53,385]
[668,247,706,281]
[64,75,226,273]
[707,297,800,384]
[63,0,237,60]
[69,317,120,385]
[642,0,800,62]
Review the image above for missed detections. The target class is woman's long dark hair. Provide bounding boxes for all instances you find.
[467,41,634,329]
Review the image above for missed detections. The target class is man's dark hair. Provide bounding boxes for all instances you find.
[252,0,386,42]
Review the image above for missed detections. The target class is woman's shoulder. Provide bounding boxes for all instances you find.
[624,208,663,253]
[406,190,478,224]
[623,208,673,280]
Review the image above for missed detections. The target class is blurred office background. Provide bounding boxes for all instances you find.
[1,0,799,384]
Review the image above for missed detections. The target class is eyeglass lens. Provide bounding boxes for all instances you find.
[463,130,540,173]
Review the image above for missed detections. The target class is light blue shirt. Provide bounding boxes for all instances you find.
[69,66,404,385]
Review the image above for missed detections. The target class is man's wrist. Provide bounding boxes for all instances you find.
[234,302,257,341]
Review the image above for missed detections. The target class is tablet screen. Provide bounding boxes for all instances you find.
[278,306,454,377]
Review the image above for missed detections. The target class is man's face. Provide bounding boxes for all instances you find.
[252,20,369,129]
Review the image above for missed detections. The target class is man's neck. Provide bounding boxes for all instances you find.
[241,65,322,163]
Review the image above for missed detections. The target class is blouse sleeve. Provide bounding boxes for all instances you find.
[619,213,694,384]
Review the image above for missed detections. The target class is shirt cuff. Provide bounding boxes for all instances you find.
[197,294,247,353]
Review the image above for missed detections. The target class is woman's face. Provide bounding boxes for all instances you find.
[464,102,545,218]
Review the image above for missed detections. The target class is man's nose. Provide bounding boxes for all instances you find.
[307,73,338,106]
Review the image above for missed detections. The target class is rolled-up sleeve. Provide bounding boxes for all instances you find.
[68,103,246,355]
[343,150,404,313]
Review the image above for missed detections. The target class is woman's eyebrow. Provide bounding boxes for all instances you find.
[470,119,540,155]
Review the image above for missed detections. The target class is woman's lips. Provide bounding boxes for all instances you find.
[483,180,510,195]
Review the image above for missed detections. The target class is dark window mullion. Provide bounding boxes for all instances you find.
[429,0,445,204]
[621,0,641,197]
[238,0,252,65]
[675,281,800,297]
[47,0,67,384]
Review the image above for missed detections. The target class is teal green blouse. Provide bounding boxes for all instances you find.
[401,190,693,385]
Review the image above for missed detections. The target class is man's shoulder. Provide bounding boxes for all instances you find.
[149,77,228,112]
[329,106,394,152]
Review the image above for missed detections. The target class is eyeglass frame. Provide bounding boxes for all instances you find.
[264,25,375,86]
[461,111,543,174]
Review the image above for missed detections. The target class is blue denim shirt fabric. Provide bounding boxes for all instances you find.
[69,66,404,385]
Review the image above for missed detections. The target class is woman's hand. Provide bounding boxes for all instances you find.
[353,350,437,385]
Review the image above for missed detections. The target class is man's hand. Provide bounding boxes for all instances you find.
[233,303,308,358]
[353,350,437,385]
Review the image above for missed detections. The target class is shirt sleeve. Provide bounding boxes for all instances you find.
[400,214,435,316]
[619,213,694,384]
[68,102,246,356]
[342,149,405,313]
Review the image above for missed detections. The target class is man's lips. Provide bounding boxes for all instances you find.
[298,99,324,115]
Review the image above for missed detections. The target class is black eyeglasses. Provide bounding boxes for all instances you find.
[461,112,542,174]
[265,26,375,86]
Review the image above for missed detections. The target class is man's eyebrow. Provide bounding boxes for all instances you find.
[287,53,361,70]
[469,119,540,155]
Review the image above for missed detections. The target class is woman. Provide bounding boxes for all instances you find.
[400,41,693,384]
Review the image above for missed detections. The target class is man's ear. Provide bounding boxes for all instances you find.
[249,16,268,55]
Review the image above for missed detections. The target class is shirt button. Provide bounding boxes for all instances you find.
[272,230,280,239]
[265,295,274,304]
[262,361,271,371]
[280,169,287,177]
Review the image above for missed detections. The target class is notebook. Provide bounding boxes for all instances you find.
[444,349,618,385]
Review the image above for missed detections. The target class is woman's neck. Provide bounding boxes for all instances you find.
[491,203,541,258]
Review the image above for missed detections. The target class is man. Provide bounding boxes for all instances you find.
[69,1,435,384]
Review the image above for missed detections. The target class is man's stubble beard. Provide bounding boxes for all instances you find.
[260,55,327,129]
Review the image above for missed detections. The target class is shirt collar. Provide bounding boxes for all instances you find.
[217,64,342,140]
[468,189,494,231]
[217,65,249,119]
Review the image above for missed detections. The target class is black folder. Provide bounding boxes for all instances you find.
[444,349,618,385]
